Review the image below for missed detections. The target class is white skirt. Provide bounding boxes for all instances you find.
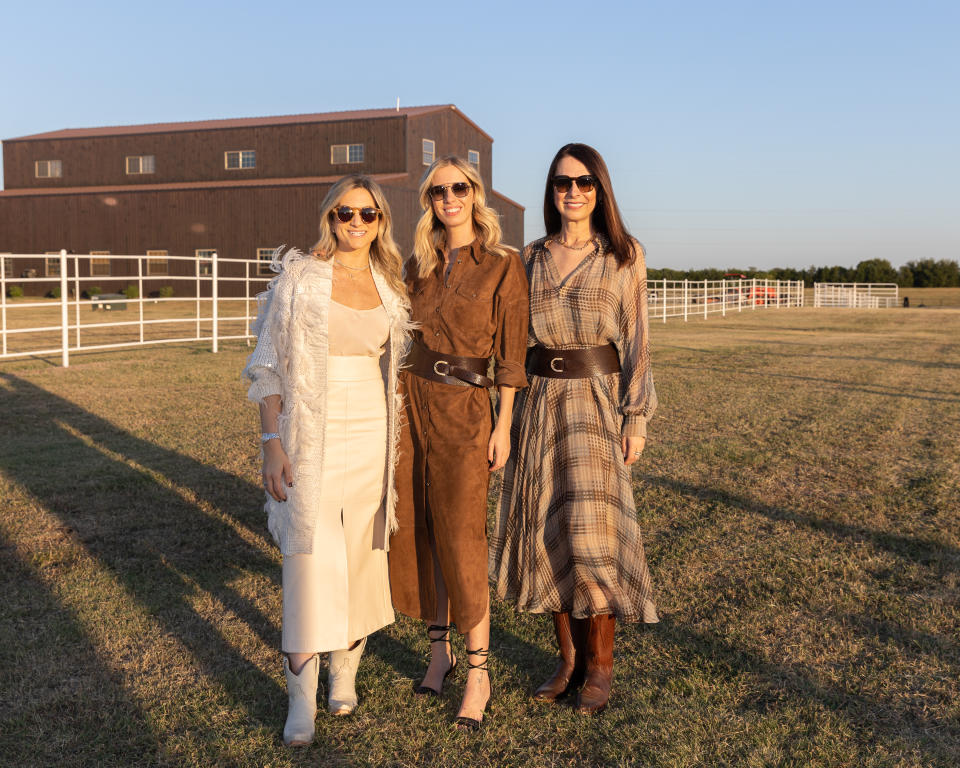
[281,355,394,652]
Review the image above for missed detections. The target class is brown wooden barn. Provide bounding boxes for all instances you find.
[0,104,523,296]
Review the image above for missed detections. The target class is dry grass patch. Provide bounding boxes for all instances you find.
[1,307,958,767]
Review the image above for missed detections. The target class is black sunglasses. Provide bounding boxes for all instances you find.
[333,205,381,224]
[551,175,598,194]
[428,182,472,201]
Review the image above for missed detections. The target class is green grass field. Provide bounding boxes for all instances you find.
[1,308,958,767]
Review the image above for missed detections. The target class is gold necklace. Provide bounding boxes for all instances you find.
[334,258,370,280]
[557,235,594,251]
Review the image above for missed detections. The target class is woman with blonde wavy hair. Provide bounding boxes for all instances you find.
[244,174,412,746]
[389,156,529,729]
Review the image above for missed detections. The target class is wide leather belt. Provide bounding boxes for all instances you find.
[408,342,493,388]
[527,343,621,379]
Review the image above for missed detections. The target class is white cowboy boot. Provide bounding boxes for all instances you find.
[327,637,367,715]
[282,654,318,746]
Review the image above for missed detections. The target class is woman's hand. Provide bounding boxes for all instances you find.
[622,434,646,466]
[262,440,293,501]
[488,422,511,472]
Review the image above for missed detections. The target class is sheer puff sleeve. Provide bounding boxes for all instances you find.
[242,283,282,402]
[616,242,658,438]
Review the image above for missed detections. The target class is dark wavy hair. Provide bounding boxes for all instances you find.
[543,142,639,268]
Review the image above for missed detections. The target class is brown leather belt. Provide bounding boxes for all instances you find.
[527,343,621,379]
[408,341,493,388]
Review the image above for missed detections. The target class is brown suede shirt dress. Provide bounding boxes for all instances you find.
[389,240,529,633]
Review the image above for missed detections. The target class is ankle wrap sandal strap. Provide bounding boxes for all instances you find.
[465,647,490,673]
[427,624,452,643]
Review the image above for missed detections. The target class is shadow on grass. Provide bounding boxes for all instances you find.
[0,372,345,760]
[0,543,159,768]
[641,473,959,574]
[648,616,960,763]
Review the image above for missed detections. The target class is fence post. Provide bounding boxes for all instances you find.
[776,279,781,308]
[721,279,726,317]
[683,279,688,321]
[662,277,666,323]
[137,256,144,343]
[0,253,7,356]
[73,254,81,348]
[751,278,756,310]
[195,251,201,340]
[60,249,69,368]
[211,252,219,353]
[703,281,708,319]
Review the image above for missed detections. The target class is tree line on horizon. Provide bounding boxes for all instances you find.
[646,258,960,288]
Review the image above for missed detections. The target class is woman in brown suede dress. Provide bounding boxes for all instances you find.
[389,155,528,729]
[490,143,658,715]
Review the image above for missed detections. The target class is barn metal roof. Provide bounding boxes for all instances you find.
[7,104,494,143]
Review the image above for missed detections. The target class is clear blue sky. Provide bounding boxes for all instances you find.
[2,0,957,270]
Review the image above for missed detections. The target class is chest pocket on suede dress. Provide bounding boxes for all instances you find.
[451,280,496,333]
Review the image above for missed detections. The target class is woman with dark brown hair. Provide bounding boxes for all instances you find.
[490,143,658,714]
[389,155,528,729]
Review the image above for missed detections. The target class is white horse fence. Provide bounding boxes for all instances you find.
[813,283,899,308]
[647,278,804,322]
[0,251,272,367]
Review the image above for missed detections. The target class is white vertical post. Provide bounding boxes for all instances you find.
[137,256,144,344]
[195,252,201,340]
[751,278,756,310]
[683,279,688,321]
[662,277,666,323]
[721,279,726,317]
[776,279,781,307]
[738,279,743,312]
[59,249,69,367]
[245,259,252,344]
[0,254,7,356]
[211,252,219,353]
[73,254,81,348]
[703,281,708,319]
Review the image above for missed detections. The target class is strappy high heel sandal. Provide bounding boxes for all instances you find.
[454,647,490,731]
[414,624,458,697]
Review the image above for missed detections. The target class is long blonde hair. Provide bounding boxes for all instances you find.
[411,156,511,280]
[312,174,406,296]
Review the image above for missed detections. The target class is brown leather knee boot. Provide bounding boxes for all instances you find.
[576,614,615,714]
[533,612,585,701]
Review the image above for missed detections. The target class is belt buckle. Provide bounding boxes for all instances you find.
[433,360,450,376]
[549,356,565,373]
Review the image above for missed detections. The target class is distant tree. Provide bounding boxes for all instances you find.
[854,258,897,283]
[897,265,914,287]
[904,258,960,287]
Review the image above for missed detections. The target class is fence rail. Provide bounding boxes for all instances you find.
[648,278,804,322]
[1,251,272,366]
[813,282,899,308]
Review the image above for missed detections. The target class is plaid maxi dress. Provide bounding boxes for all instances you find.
[489,236,659,623]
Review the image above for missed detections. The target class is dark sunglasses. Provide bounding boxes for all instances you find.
[428,182,472,201]
[333,205,381,224]
[551,175,598,194]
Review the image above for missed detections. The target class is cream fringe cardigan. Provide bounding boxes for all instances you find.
[243,248,413,556]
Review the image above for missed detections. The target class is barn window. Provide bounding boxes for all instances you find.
[225,150,256,169]
[126,155,155,174]
[331,144,364,164]
[422,139,435,165]
[1,255,12,279]
[90,251,111,277]
[147,250,169,276]
[257,248,276,276]
[35,160,63,178]
[44,253,62,277]
[468,150,480,168]
[196,249,216,277]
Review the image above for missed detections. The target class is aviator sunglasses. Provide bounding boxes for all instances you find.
[551,175,598,194]
[428,182,472,201]
[333,205,382,224]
